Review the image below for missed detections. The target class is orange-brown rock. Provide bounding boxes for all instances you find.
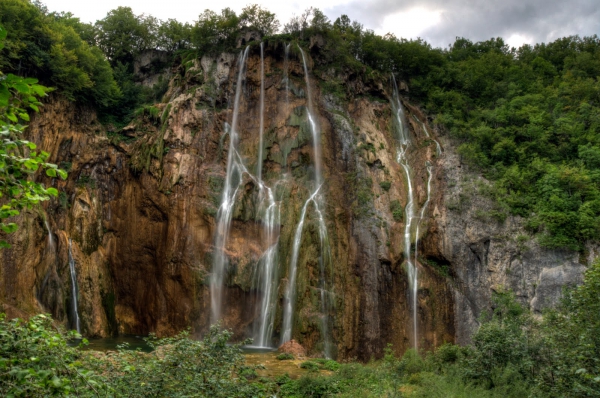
[278,339,306,357]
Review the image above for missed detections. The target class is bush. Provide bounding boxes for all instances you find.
[0,314,268,397]
[0,314,108,396]
[379,181,392,191]
[300,361,320,372]
[390,200,403,222]
[277,353,294,360]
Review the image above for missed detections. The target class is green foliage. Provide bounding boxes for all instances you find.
[239,4,280,36]
[0,0,120,107]
[0,314,103,396]
[190,8,240,55]
[276,352,294,360]
[418,35,600,250]
[390,200,403,221]
[0,44,67,247]
[379,181,391,191]
[0,316,270,397]
[300,360,320,372]
[94,7,159,66]
[535,259,600,396]
[461,291,538,388]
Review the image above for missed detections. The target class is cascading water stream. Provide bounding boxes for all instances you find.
[44,219,55,253]
[257,42,265,184]
[211,47,250,324]
[281,46,332,357]
[281,186,321,343]
[68,239,81,333]
[391,75,420,350]
[284,43,290,106]
[413,115,442,156]
[252,43,283,347]
[413,162,432,350]
[414,163,433,266]
[253,184,280,347]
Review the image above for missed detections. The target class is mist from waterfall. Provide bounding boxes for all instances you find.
[68,239,81,333]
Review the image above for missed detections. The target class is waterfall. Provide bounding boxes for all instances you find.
[299,47,323,186]
[253,185,280,347]
[257,42,265,184]
[415,163,433,266]
[284,43,290,105]
[44,219,55,253]
[211,47,250,324]
[413,115,442,156]
[210,45,282,347]
[68,239,81,333]
[281,46,332,357]
[252,43,282,347]
[391,75,419,350]
[281,186,321,343]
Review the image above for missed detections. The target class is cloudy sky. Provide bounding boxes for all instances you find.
[41,0,600,48]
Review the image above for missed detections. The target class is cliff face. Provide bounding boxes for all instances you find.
[0,43,589,360]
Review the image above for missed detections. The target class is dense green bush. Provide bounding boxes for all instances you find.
[0,314,105,396]
[0,316,271,397]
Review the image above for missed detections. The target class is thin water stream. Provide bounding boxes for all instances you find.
[68,239,81,333]
[391,75,421,350]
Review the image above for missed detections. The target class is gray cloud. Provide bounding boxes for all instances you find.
[324,0,600,48]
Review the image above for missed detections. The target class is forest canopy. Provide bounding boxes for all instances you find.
[1,0,600,250]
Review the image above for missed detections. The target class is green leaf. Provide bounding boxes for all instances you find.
[57,170,68,180]
[1,223,18,233]
[51,376,62,388]
[46,187,58,196]
[14,83,29,94]
[0,84,9,107]
[46,169,57,178]
[32,85,47,97]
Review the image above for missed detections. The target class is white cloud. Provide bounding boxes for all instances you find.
[41,0,348,25]
[505,33,533,48]
[374,7,443,39]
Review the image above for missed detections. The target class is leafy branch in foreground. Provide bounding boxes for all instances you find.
[0,24,67,248]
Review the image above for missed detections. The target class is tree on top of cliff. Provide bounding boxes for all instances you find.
[95,7,160,67]
[239,4,280,37]
[0,24,67,248]
[0,0,121,107]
